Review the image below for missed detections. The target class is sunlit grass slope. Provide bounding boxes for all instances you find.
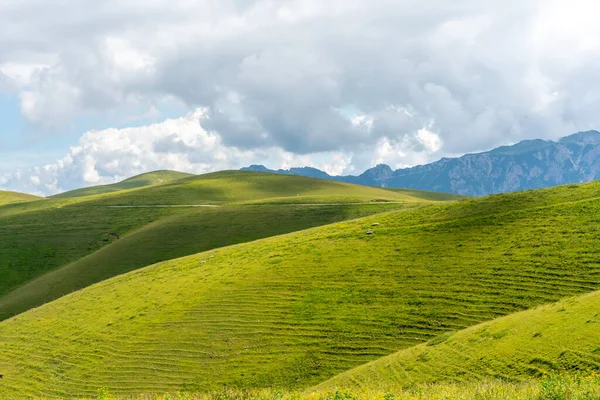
[0,191,183,311]
[2,182,600,397]
[0,202,403,320]
[381,187,466,201]
[51,170,194,198]
[0,199,179,298]
[0,171,423,319]
[314,290,600,392]
[91,171,423,206]
[0,189,42,206]
[98,374,600,400]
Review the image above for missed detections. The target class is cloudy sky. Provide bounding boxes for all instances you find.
[1,0,600,195]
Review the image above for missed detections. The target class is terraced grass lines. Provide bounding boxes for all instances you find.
[315,290,600,391]
[0,202,405,320]
[2,181,600,397]
[0,171,431,319]
[0,202,180,298]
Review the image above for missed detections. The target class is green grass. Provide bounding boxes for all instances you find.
[2,181,600,397]
[0,189,43,206]
[86,374,600,399]
[88,171,427,206]
[0,199,181,298]
[32,374,600,399]
[380,187,467,202]
[314,290,600,391]
[0,203,405,320]
[0,171,429,320]
[51,170,194,198]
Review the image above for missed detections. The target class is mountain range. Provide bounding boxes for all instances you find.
[242,130,600,196]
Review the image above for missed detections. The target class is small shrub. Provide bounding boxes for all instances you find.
[97,387,114,400]
[326,389,359,400]
[538,374,571,400]
[427,331,455,346]
[491,329,510,339]
[408,299,424,307]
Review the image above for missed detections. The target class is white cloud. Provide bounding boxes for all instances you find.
[3,0,600,191]
[417,128,443,153]
[3,1,600,151]
[0,111,444,195]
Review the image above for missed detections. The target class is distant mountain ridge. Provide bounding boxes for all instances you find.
[242,130,600,196]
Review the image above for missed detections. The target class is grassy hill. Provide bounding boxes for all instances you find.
[90,170,426,206]
[1,181,600,397]
[51,170,194,198]
[0,190,42,206]
[381,187,466,202]
[313,289,600,392]
[0,171,429,320]
[0,198,180,299]
[0,203,403,320]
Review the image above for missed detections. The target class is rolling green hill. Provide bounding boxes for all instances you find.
[0,171,430,320]
[314,289,600,392]
[0,190,42,206]
[2,181,600,397]
[89,170,428,206]
[0,202,404,320]
[0,198,180,299]
[380,187,466,202]
[50,170,194,198]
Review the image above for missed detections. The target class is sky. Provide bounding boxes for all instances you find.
[2,0,600,195]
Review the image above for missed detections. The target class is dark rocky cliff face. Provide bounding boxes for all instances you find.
[242,131,600,196]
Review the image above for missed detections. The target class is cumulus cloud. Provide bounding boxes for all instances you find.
[0,110,442,195]
[2,0,600,192]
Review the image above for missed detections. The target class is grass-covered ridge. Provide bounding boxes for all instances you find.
[314,290,600,391]
[2,181,600,397]
[0,189,42,206]
[89,170,429,206]
[0,203,405,320]
[380,187,466,202]
[51,170,194,198]
[0,171,429,319]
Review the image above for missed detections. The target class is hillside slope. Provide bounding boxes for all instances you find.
[314,290,600,391]
[91,170,422,206]
[0,190,42,206]
[0,202,403,320]
[51,170,194,198]
[2,182,600,397]
[0,171,424,319]
[0,198,180,298]
[381,188,466,201]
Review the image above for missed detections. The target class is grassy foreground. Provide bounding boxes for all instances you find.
[38,374,600,399]
[2,181,600,397]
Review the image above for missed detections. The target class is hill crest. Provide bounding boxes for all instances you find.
[50,170,194,198]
